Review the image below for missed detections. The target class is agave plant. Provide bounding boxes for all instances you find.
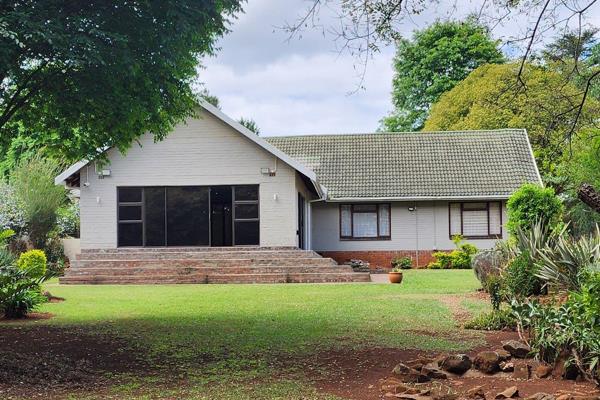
[536,225,600,291]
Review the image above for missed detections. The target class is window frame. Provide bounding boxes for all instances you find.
[339,203,391,241]
[448,201,503,240]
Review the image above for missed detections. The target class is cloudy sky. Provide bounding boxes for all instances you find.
[199,0,599,136]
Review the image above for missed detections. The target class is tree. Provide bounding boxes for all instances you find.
[507,183,563,236]
[0,1,242,162]
[424,63,600,177]
[381,20,504,132]
[238,117,260,135]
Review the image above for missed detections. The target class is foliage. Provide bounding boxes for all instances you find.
[238,118,260,135]
[424,63,600,176]
[0,1,242,162]
[56,202,80,238]
[507,183,564,236]
[348,259,370,272]
[0,229,16,267]
[16,250,47,279]
[428,236,477,269]
[485,275,505,311]
[536,226,600,291]
[465,308,516,331]
[0,265,47,319]
[0,182,26,233]
[391,256,412,270]
[44,235,66,277]
[381,20,503,131]
[504,250,545,298]
[9,155,66,248]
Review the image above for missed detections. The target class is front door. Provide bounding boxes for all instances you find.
[297,193,306,249]
[210,186,233,246]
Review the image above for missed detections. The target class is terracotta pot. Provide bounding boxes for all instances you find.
[388,271,403,284]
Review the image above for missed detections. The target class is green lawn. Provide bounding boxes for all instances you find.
[7,270,487,399]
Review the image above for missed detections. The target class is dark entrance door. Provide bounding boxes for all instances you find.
[210,186,233,246]
[297,193,306,249]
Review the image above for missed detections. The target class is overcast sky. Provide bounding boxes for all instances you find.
[199,0,600,136]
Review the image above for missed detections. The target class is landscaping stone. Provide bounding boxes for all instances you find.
[406,357,436,370]
[534,364,553,379]
[474,351,501,374]
[381,377,411,394]
[466,385,486,400]
[421,365,448,379]
[440,354,472,375]
[513,364,531,380]
[553,352,579,380]
[392,363,430,383]
[496,349,512,361]
[394,363,415,375]
[525,394,555,400]
[500,361,515,372]
[495,386,519,399]
[503,340,531,358]
[430,384,458,400]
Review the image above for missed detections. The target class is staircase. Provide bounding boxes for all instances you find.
[60,247,371,284]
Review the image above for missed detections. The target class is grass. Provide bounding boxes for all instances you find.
[13,270,486,398]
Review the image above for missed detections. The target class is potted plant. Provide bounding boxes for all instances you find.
[388,267,404,283]
[389,256,411,283]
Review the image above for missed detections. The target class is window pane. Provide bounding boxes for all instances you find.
[463,210,489,236]
[118,187,142,203]
[353,212,378,237]
[489,202,502,235]
[378,205,390,236]
[353,204,377,212]
[119,205,141,221]
[167,187,209,246]
[463,202,487,210]
[118,223,143,246]
[340,205,352,237]
[235,203,258,219]
[234,185,258,201]
[449,203,462,236]
[235,221,259,245]
[145,187,166,246]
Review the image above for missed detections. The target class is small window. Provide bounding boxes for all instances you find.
[449,202,503,239]
[340,204,391,240]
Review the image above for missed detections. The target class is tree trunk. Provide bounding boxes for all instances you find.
[577,183,600,213]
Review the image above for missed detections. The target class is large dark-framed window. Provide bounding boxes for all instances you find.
[117,185,259,247]
[449,201,502,239]
[339,204,391,240]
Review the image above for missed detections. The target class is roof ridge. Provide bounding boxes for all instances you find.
[265,129,526,139]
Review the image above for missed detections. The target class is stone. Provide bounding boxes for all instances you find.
[440,354,472,375]
[553,352,579,380]
[421,365,448,379]
[525,394,555,400]
[393,363,415,375]
[406,357,435,370]
[474,351,501,374]
[430,385,458,400]
[502,340,531,358]
[499,362,515,372]
[513,364,531,380]
[495,386,519,399]
[496,349,512,361]
[381,377,411,394]
[534,364,553,379]
[466,385,486,400]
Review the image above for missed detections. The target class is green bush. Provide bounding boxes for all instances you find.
[507,183,563,236]
[465,308,516,331]
[56,202,80,238]
[485,274,505,311]
[16,250,47,279]
[391,256,412,269]
[504,250,544,298]
[0,266,47,319]
[427,236,478,269]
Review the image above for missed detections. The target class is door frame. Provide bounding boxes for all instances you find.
[297,192,306,250]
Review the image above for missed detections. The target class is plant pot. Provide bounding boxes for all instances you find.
[388,271,403,284]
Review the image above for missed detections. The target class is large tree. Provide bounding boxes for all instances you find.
[0,1,242,162]
[381,20,504,132]
[424,63,600,177]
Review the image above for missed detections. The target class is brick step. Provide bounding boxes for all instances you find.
[74,257,337,268]
[65,265,353,276]
[59,272,371,285]
[80,246,294,253]
[77,250,322,261]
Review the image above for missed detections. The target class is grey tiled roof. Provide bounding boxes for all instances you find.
[266,129,541,200]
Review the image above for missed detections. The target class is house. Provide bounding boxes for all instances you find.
[55,102,541,283]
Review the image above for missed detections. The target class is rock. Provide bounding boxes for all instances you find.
[381,377,411,394]
[496,349,512,361]
[406,357,435,370]
[430,385,458,400]
[495,386,519,399]
[440,354,472,375]
[499,361,515,372]
[421,365,448,379]
[553,352,579,380]
[534,364,553,379]
[467,385,486,400]
[513,364,531,380]
[392,363,429,383]
[525,394,555,400]
[474,351,501,374]
[503,340,531,358]
[393,363,415,375]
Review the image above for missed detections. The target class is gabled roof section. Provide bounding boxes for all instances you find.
[54,101,325,197]
[266,129,542,201]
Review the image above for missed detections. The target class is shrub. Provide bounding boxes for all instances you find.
[391,256,412,269]
[485,275,505,311]
[16,250,47,279]
[465,308,516,331]
[472,248,505,289]
[9,154,66,248]
[348,259,370,272]
[44,235,67,276]
[427,236,478,269]
[507,183,563,236]
[0,183,26,233]
[56,202,80,238]
[0,266,47,319]
[0,229,16,267]
[504,250,544,298]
